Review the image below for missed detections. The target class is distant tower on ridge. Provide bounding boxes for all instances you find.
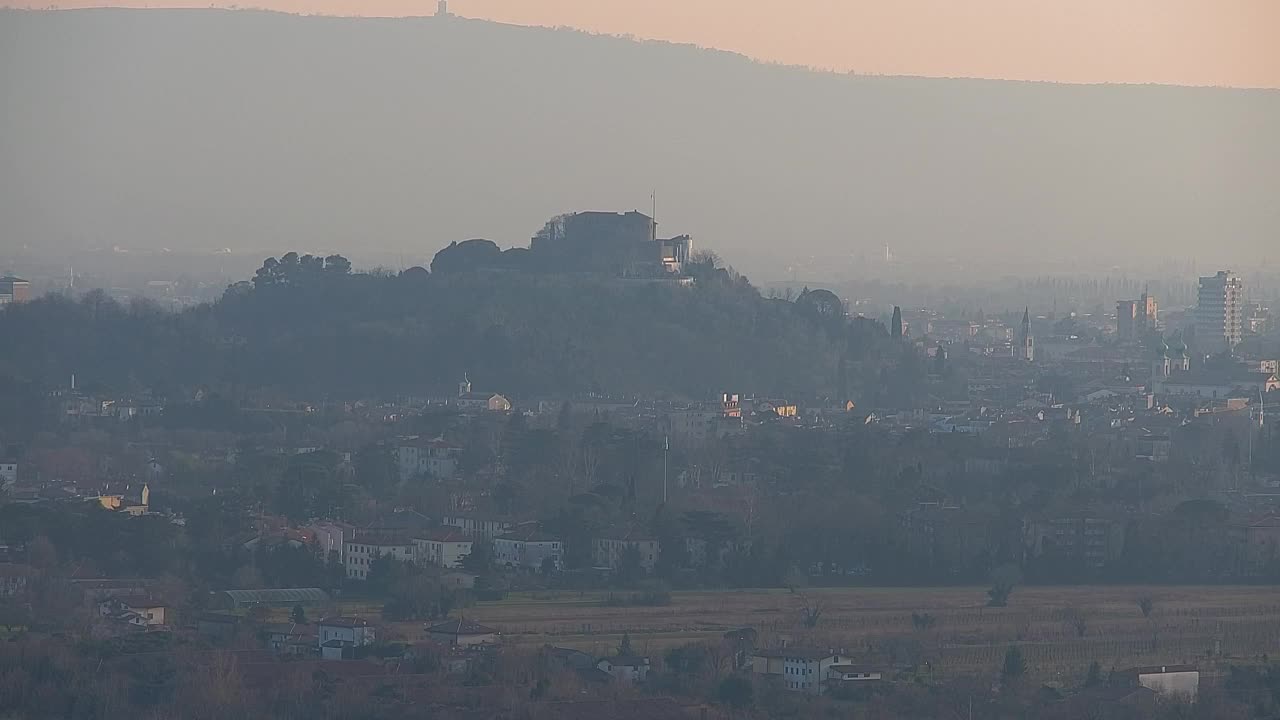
[436,0,450,17]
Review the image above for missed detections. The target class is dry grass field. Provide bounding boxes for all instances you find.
[358,585,1280,681]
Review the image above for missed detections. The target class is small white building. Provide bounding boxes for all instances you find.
[494,527,562,571]
[1123,665,1199,701]
[98,596,167,627]
[596,656,650,684]
[827,665,883,684]
[318,617,376,659]
[412,530,473,569]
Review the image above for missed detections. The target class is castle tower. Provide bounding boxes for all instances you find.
[436,0,449,17]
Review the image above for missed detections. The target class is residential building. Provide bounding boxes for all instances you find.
[1197,271,1244,354]
[751,648,851,694]
[596,656,651,684]
[262,622,316,656]
[318,617,375,658]
[1120,290,1159,340]
[412,530,473,569]
[1025,515,1126,568]
[0,563,34,598]
[826,665,884,686]
[1232,514,1280,569]
[440,512,514,539]
[593,526,660,572]
[1117,300,1138,341]
[308,521,356,565]
[395,438,461,481]
[98,596,167,627]
[0,277,30,305]
[344,537,413,580]
[425,618,498,647]
[0,461,16,487]
[494,526,562,571]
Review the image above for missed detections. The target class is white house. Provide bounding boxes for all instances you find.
[494,527,562,571]
[395,438,462,481]
[593,526,660,571]
[318,617,375,659]
[0,461,17,487]
[1123,665,1199,701]
[412,530,473,569]
[751,649,850,694]
[596,656,650,684]
[98,596,167,627]
[344,538,413,580]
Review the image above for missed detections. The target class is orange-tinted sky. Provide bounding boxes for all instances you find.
[19,0,1280,88]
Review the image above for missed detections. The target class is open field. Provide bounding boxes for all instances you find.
[355,585,1280,681]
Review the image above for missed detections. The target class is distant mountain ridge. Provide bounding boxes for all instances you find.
[1,8,1277,270]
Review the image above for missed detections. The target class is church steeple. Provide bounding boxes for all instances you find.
[1018,307,1035,362]
[459,373,471,396]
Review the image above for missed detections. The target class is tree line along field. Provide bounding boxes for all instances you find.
[356,586,1280,682]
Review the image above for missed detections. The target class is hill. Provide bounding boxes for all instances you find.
[1,8,1277,271]
[0,256,906,406]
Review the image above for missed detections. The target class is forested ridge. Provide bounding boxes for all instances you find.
[0,254,907,402]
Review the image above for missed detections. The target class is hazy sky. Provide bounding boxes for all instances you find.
[22,0,1280,88]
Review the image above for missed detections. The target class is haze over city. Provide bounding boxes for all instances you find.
[2,1,1277,284]
[1,6,1279,718]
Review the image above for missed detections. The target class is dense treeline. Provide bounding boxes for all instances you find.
[0,252,906,403]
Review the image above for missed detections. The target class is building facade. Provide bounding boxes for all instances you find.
[0,277,30,305]
[751,649,850,694]
[344,538,413,580]
[593,528,660,571]
[494,527,562,571]
[412,530,473,569]
[395,439,461,481]
[1197,271,1244,355]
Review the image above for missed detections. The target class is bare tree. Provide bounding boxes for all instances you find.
[797,591,824,628]
[1136,596,1156,619]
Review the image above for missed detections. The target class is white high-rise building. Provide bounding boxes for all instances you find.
[1196,271,1244,355]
